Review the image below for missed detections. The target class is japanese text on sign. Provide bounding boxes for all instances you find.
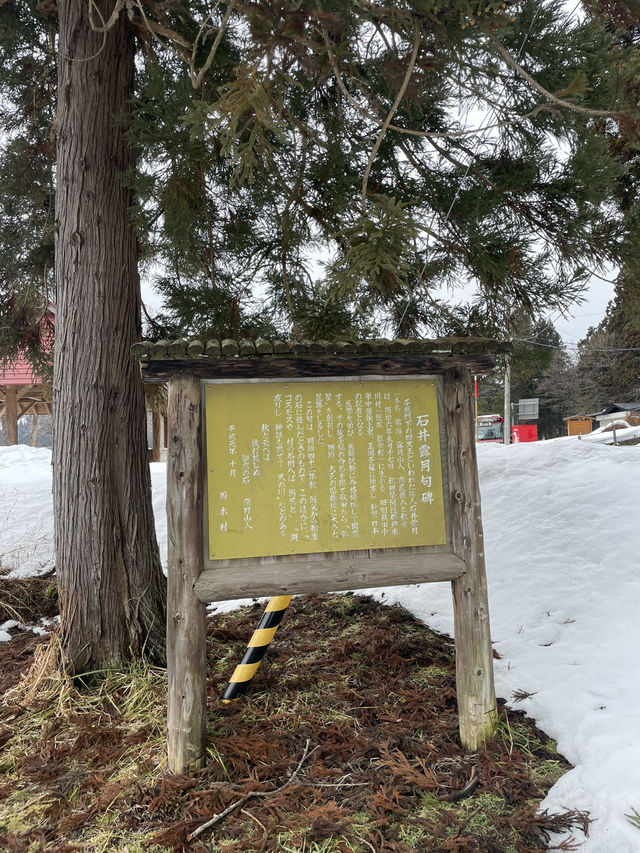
[205,378,446,560]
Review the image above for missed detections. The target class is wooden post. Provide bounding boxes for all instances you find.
[503,358,511,445]
[30,412,41,447]
[444,367,498,752]
[3,386,19,445]
[166,373,208,774]
[150,410,162,462]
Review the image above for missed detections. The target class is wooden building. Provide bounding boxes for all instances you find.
[0,310,54,446]
[592,403,640,428]
[564,415,595,436]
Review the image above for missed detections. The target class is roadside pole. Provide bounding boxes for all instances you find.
[503,359,511,445]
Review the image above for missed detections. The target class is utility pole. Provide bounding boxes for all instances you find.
[474,375,478,441]
[503,358,511,445]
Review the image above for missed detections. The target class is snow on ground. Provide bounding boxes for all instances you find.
[369,440,640,852]
[0,445,55,577]
[0,439,639,851]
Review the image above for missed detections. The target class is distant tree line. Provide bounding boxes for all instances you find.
[475,304,640,439]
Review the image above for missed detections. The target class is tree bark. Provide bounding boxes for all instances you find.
[2,386,19,445]
[150,409,162,462]
[30,412,41,447]
[54,0,166,673]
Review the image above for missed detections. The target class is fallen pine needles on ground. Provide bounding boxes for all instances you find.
[0,592,590,852]
[0,571,58,624]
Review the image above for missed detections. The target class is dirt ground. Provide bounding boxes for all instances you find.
[0,581,590,852]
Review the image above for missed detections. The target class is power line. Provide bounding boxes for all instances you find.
[516,336,640,354]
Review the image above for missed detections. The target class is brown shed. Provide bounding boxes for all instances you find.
[564,415,595,437]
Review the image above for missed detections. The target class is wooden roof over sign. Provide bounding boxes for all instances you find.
[133,336,511,381]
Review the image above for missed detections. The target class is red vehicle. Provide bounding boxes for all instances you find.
[476,414,504,443]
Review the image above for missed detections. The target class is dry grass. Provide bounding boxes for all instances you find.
[0,593,591,852]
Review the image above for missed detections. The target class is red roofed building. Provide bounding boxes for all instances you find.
[0,308,54,445]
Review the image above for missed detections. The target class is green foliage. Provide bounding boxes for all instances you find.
[325,196,420,303]
[0,0,55,371]
[131,0,640,338]
[148,275,282,341]
[2,0,640,349]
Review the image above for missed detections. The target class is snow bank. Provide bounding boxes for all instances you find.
[369,440,640,852]
[0,445,54,576]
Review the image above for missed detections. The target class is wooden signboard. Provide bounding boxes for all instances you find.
[140,340,502,775]
[197,376,465,602]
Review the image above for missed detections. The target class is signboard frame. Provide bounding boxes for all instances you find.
[145,344,501,774]
[198,374,462,601]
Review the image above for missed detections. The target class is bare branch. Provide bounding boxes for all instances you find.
[487,31,627,119]
[317,14,555,142]
[361,20,420,206]
[190,0,236,90]
[187,739,315,841]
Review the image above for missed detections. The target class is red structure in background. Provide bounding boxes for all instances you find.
[0,308,54,445]
[477,415,539,444]
[476,413,504,443]
[511,424,538,443]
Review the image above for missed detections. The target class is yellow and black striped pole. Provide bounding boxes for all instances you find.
[222,595,292,702]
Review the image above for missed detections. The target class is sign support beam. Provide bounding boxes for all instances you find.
[166,373,208,774]
[444,367,498,751]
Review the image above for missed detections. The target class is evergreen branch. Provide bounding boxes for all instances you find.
[486,32,629,119]
[280,201,299,338]
[352,0,412,24]
[189,0,236,90]
[280,135,308,338]
[133,0,192,62]
[189,1,223,84]
[260,146,338,239]
[582,267,618,284]
[418,136,565,250]
[282,109,330,151]
[361,20,420,207]
[318,13,558,142]
[413,219,466,256]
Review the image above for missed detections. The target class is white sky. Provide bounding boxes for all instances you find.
[549,271,616,346]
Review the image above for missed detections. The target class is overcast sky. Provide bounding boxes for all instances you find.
[547,270,616,347]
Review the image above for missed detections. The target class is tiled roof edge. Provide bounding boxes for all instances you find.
[132,337,512,360]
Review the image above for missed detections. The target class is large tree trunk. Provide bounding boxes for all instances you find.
[54,0,166,673]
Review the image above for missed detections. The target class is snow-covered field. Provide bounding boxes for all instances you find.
[1,439,639,851]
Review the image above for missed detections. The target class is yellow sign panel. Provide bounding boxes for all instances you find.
[205,377,446,560]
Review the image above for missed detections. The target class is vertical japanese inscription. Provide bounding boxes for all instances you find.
[205,378,446,560]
